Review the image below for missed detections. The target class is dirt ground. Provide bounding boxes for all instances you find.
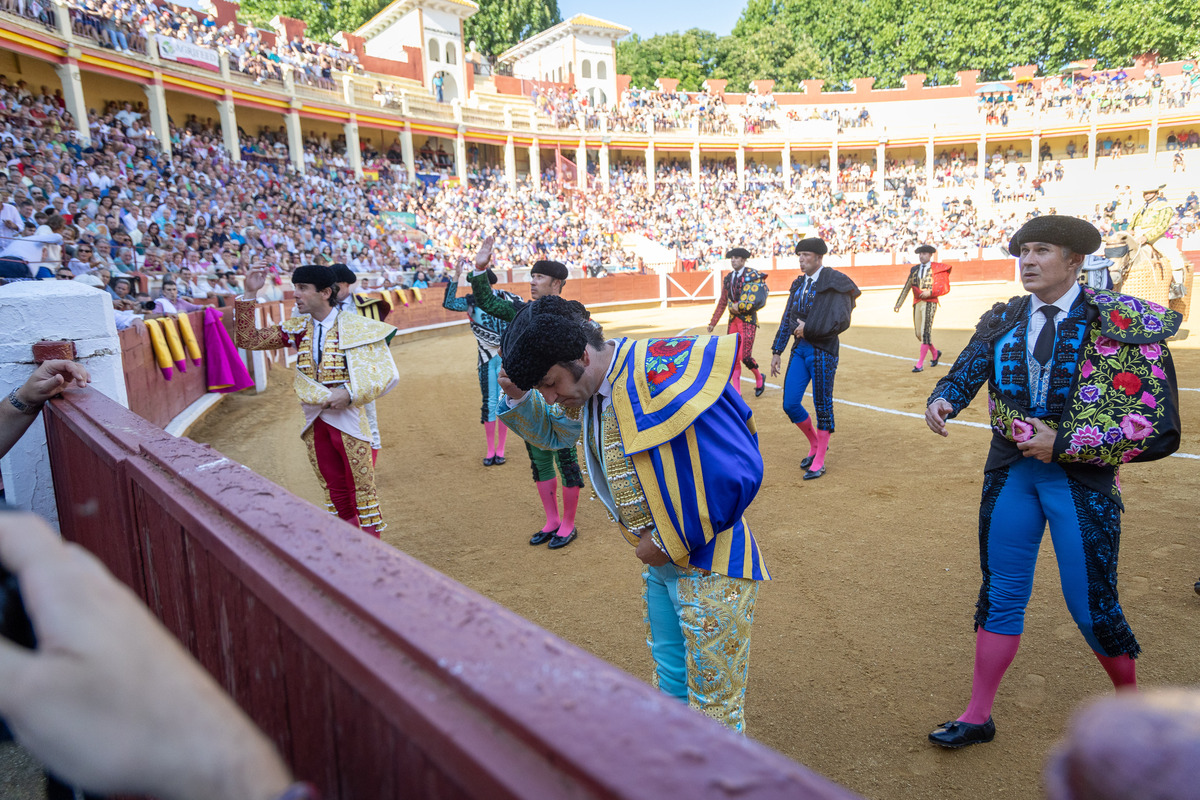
[191,282,1200,800]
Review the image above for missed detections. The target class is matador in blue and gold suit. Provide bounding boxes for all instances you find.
[500,326,769,733]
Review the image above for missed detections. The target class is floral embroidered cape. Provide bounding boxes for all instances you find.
[988,288,1181,468]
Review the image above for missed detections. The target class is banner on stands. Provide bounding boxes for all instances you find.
[156,36,221,72]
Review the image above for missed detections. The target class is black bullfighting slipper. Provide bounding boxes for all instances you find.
[928,717,996,749]
[529,528,556,546]
[931,349,943,367]
[483,456,496,466]
[912,366,924,373]
[802,466,825,481]
[800,455,815,469]
[548,528,577,549]
[1194,578,1200,596]
[754,381,766,397]
[493,455,506,465]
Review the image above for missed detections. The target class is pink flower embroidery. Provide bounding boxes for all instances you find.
[1151,364,1168,380]
[1140,343,1162,361]
[1120,448,1144,463]
[1012,419,1035,443]
[1140,391,1158,409]
[1095,336,1120,356]
[1119,413,1153,441]
[1080,360,1095,378]
[1069,425,1105,449]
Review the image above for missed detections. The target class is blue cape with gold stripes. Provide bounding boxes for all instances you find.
[610,335,769,580]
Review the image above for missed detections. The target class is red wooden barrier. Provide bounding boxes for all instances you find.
[43,389,860,800]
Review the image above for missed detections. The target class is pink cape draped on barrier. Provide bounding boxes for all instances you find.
[203,307,254,393]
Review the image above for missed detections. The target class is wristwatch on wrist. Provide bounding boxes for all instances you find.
[7,388,42,415]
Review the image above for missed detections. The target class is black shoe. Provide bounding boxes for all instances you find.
[548,528,577,549]
[803,466,825,480]
[529,528,556,546]
[912,366,924,373]
[754,382,765,397]
[1194,579,1200,596]
[800,454,815,469]
[483,456,495,466]
[493,455,505,465]
[931,349,943,367]
[928,717,996,749]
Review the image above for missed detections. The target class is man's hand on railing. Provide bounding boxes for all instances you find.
[0,512,295,800]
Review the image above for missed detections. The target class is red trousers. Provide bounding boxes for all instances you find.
[303,417,385,536]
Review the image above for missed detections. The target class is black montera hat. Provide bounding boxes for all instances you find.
[291,264,336,291]
[794,237,828,256]
[726,247,752,259]
[1007,215,1102,257]
[499,295,593,391]
[331,263,357,285]
[530,260,569,281]
[915,244,937,254]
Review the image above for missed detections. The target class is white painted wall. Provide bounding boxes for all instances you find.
[363,9,419,60]
[0,282,128,527]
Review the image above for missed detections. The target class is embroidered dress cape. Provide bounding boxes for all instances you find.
[771,269,861,357]
[234,299,399,442]
[499,335,769,581]
[930,288,1181,504]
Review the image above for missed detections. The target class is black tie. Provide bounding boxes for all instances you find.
[1032,305,1059,365]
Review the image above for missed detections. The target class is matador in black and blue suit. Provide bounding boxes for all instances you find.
[925,215,1181,749]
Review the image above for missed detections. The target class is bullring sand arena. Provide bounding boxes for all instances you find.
[191,282,1200,800]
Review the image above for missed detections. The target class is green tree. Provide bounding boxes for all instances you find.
[463,0,562,58]
[714,22,825,91]
[617,30,723,91]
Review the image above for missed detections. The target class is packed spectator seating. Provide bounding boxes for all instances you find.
[1,0,358,90]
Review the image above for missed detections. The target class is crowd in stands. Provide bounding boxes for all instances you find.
[1,0,358,90]
[981,67,1200,126]
[5,62,1200,312]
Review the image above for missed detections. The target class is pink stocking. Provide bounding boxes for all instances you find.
[751,366,764,389]
[535,479,560,533]
[495,421,509,457]
[1094,652,1138,691]
[796,419,818,458]
[916,344,930,368]
[557,486,580,536]
[810,428,831,472]
[730,361,743,394]
[484,420,497,458]
[959,629,1021,724]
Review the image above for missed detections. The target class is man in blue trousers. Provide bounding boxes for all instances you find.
[925,215,1181,748]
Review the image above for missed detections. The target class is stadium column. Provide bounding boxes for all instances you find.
[977,129,987,203]
[577,137,587,190]
[646,140,655,194]
[1087,122,1098,170]
[925,138,934,188]
[875,141,885,194]
[143,76,172,158]
[781,144,791,190]
[216,94,240,162]
[504,135,517,191]
[285,104,305,175]
[344,116,363,179]
[1030,133,1040,178]
[829,141,838,192]
[691,141,700,192]
[0,281,128,527]
[530,139,541,189]
[736,145,745,192]
[53,57,91,148]
[455,130,468,184]
[400,123,416,182]
[51,0,74,43]
[599,143,610,191]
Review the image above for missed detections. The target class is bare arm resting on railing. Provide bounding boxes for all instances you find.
[0,361,90,459]
[0,512,297,800]
[234,268,291,351]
